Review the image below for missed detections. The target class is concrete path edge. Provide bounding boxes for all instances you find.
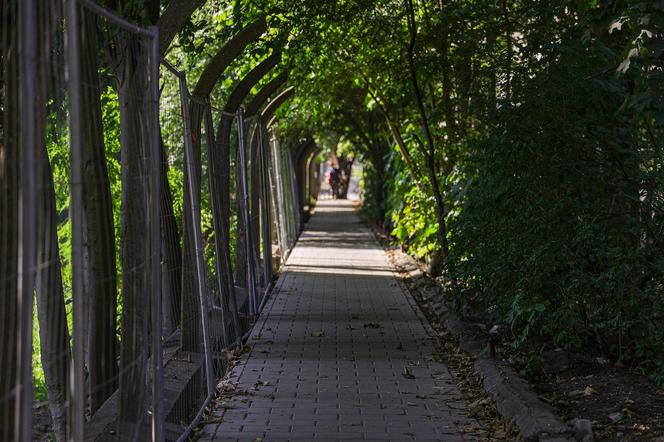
[376,234,575,442]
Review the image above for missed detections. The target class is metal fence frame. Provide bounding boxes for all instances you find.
[3,0,306,438]
[67,1,162,440]
[161,60,217,442]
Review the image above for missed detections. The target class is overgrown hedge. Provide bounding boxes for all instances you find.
[363,19,664,385]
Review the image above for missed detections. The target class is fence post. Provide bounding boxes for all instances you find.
[66,0,87,439]
[203,106,230,348]
[237,108,258,315]
[17,0,39,438]
[279,145,294,250]
[258,123,273,287]
[149,26,164,442]
[287,150,301,236]
[179,79,215,397]
[269,133,287,262]
[202,104,242,348]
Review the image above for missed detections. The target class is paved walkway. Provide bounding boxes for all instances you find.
[199,200,481,441]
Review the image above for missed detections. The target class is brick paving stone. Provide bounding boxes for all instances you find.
[201,200,482,441]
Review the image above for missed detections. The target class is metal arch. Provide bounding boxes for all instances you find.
[260,86,295,125]
[211,50,282,327]
[222,52,282,115]
[302,146,323,211]
[294,139,321,220]
[192,16,268,98]
[246,72,289,117]
[295,138,317,166]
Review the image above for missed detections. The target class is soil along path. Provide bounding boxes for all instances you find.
[198,199,496,441]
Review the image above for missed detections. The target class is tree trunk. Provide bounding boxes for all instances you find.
[363,83,423,190]
[369,138,388,226]
[406,0,449,276]
[181,103,204,352]
[0,5,21,439]
[249,131,262,287]
[159,136,182,336]
[79,8,119,413]
[209,117,239,341]
[214,114,242,341]
[114,36,151,439]
[235,142,249,310]
[336,156,354,199]
[35,141,71,442]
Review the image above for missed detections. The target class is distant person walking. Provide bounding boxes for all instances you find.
[328,167,340,199]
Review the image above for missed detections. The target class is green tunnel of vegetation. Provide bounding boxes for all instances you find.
[1,1,663,438]
[273,0,664,385]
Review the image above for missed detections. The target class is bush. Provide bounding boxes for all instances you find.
[449,45,664,382]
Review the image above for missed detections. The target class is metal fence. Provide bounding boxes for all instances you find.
[0,0,306,440]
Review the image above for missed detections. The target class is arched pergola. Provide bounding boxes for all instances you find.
[244,73,289,286]
[294,139,322,224]
[261,86,295,128]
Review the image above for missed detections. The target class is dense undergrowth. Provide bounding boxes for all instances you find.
[336,2,664,384]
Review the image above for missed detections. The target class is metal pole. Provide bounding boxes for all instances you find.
[247,125,262,295]
[149,26,164,442]
[237,108,258,316]
[304,153,310,212]
[270,134,287,262]
[77,0,153,37]
[180,79,215,397]
[66,0,86,439]
[287,150,301,237]
[162,62,217,442]
[277,141,293,251]
[18,0,38,438]
[203,106,230,348]
[258,123,273,288]
[265,128,282,265]
[284,148,294,248]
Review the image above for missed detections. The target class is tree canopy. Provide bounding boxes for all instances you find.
[170,0,664,384]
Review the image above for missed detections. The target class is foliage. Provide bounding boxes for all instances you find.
[29,0,664,408]
[248,0,664,384]
[446,1,664,381]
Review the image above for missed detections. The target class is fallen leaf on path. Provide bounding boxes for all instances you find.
[402,367,415,379]
[311,331,325,337]
[569,386,599,397]
[468,398,491,417]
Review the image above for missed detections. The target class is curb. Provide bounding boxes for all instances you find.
[442,312,572,441]
[391,252,575,442]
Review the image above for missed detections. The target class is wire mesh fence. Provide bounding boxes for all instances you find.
[268,134,300,260]
[0,0,313,440]
[68,1,162,440]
